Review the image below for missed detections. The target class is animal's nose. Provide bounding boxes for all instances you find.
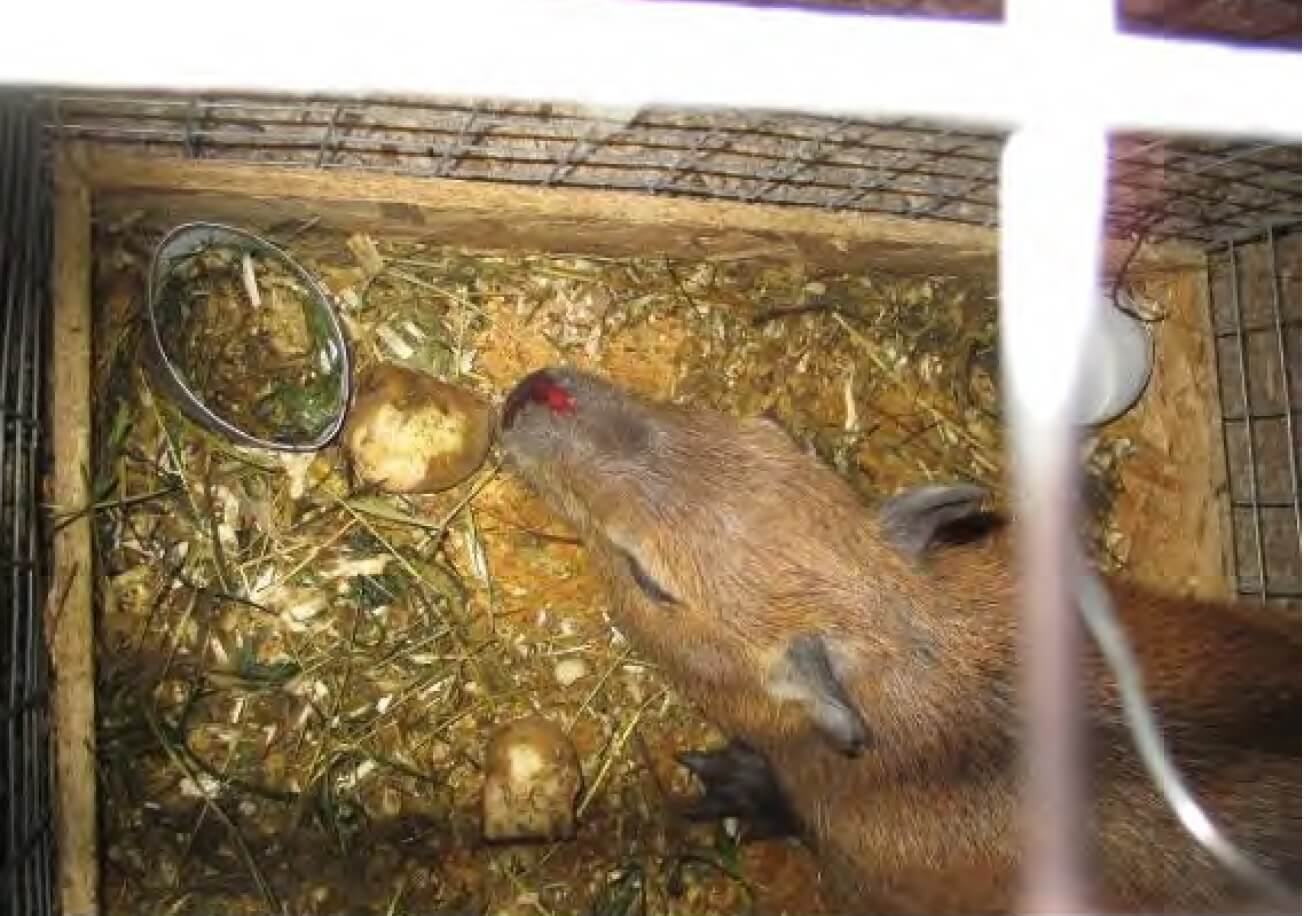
[501,368,577,430]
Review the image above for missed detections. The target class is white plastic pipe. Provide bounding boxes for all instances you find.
[3,1,1301,140]
[999,1,1113,909]
[1002,122,1108,915]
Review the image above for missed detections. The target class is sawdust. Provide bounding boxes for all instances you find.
[87,220,1141,916]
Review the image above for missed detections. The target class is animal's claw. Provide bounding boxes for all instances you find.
[675,740,800,839]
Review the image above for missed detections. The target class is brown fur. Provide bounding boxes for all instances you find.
[500,368,1301,914]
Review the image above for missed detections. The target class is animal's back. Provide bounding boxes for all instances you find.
[906,538,1301,911]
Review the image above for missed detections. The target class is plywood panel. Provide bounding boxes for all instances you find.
[1107,265,1232,600]
[71,145,1201,277]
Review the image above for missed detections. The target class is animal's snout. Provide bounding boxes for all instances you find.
[501,368,577,431]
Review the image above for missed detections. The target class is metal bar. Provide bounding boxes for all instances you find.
[46,100,1297,236]
[739,118,848,203]
[434,102,479,177]
[1,101,31,916]
[40,90,986,143]
[1110,183,1300,249]
[48,105,1293,247]
[1226,238,1269,601]
[46,114,1294,246]
[313,103,343,168]
[49,122,1012,198]
[1237,581,1304,599]
[30,119,53,916]
[0,94,53,916]
[1107,140,1302,236]
[303,160,1007,228]
[321,161,1002,220]
[832,136,973,209]
[1208,251,1247,603]
[37,93,1298,225]
[17,96,44,916]
[907,169,998,218]
[645,126,725,194]
[1209,217,1304,249]
[545,114,634,187]
[1170,196,1303,244]
[182,97,198,159]
[0,686,49,723]
[1263,225,1301,533]
[1216,319,1302,340]
[46,94,1004,153]
[1232,498,1300,509]
[1221,409,1301,423]
[153,116,959,186]
[1159,141,1298,194]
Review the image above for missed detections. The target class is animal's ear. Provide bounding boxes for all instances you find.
[765,634,870,756]
[879,483,989,560]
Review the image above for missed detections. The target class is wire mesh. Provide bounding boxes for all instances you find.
[0,93,55,916]
[1209,222,1303,605]
[43,92,1301,246]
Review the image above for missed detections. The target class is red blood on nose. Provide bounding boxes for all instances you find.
[502,370,576,429]
[539,381,575,415]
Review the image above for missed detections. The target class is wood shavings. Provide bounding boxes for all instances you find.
[376,323,415,360]
[346,232,385,278]
[91,223,1144,916]
[279,452,314,501]
[554,658,590,688]
[240,252,261,308]
[324,555,391,579]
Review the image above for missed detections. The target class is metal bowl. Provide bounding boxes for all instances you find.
[1076,291,1155,427]
[145,222,352,451]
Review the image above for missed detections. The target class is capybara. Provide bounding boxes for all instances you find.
[499,366,1300,914]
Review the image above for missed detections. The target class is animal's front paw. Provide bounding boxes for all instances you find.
[676,740,800,840]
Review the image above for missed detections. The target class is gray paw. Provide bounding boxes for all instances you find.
[676,740,799,839]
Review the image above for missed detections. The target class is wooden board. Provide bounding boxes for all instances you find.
[73,145,1201,278]
[1106,264,1233,601]
[46,148,99,916]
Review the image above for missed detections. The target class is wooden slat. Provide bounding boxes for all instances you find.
[77,146,1202,276]
[46,146,99,916]
[1108,265,1232,601]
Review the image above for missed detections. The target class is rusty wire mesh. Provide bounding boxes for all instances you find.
[44,92,1301,246]
[0,91,55,916]
[1209,223,1303,606]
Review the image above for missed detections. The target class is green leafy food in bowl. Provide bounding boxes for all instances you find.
[155,245,345,444]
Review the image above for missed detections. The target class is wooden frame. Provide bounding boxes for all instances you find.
[44,142,1223,915]
[70,146,1206,276]
[47,148,98,916]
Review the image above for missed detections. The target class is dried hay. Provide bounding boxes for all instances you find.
[85,217,1137,916]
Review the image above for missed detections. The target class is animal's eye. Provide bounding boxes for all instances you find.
[619,549,678,605]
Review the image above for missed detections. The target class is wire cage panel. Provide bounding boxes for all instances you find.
[0,93,55,916]
[1209,223,1302,606]
[45,93,1302,246]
